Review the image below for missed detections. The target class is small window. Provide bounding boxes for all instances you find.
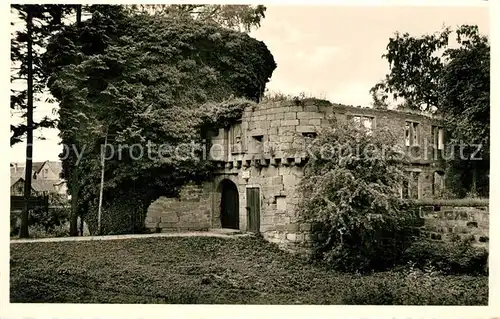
[362,117,373,131]
[302,132,317,139]
[250,135,264,154]
[432,170,445,197]
[431,125,444,150]
[437,128,444,150]
[252,135,263,142]
[405,121,420,146]
[402,178,409,199]
[349,115,374,134]
[412,123,419,145]
[231,121,243,154]
[405,122,411,146]
[402,171,421,199]
[410,171,420,199]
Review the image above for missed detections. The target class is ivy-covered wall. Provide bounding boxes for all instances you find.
[145,181,213,232]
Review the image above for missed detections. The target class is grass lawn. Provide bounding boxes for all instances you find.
[10,236,488,304]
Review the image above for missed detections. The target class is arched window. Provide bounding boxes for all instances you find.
[432,170,445,197]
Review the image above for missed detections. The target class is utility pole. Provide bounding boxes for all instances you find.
[97,130,108,235]
[69,157,79,236]
[20,6,34,239]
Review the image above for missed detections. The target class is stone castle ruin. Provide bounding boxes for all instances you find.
[145,99,488,252]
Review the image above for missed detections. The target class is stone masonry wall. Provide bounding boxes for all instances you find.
[207,100,450,253]
[417,204,489,249]
[145,181,212,232]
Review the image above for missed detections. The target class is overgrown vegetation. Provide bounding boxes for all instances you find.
[342,264,487,305]
[9,236,487,305]
[298,117,417,272]
[11,194,71,238]
[403,238,488,275]
[42,6,276,235]
[297,118,489,275]
[371,25,489,197]
[10,5,78,146]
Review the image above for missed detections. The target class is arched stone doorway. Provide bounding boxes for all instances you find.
[219,179,239,229]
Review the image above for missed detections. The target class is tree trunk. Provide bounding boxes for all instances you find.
[80,211,84,236]
[471,165,477,196]
[69,166,79,236]
[20,6,34,239]
[76,5,82,24]
[69,5,83,236]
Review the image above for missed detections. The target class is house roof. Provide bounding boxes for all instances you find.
[10,162,43,179]
[32,162,46,174]
[11,176,57,193]
[10,160,63,179]
[43,161,63,177]
[11,176,23,187]
[10,166,24,179]
[31,179,57,193]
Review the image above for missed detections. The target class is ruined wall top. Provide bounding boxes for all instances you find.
[246,98,443,122]
[208,98,444,169]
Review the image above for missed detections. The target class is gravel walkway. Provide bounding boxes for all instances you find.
[10,228,249,244]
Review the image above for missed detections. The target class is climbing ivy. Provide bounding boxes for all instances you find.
[43,6,276,234]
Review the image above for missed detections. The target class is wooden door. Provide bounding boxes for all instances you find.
[246,187,260,233]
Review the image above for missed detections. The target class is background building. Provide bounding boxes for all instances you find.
[10,161,68,197]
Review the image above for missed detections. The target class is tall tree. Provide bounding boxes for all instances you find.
[19,6,33,238]
[10,5,76,146]
[371,25,489,197]
[11,4,83,237]
[439,25,490,197]
[369,27,451,112]
[127,4,267,32]
[70,4,82,236]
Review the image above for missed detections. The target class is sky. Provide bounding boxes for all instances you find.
[10,5,490,163]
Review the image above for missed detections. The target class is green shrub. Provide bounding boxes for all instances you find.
[298,118,417,272]
[28,223,69,238]
[11,195,71,238]
[10,212,21,237]
[403,239,488,275]
[85,196,148,235]
[342,266,488,305]
[27,224,49,238]
[29,206,70,231]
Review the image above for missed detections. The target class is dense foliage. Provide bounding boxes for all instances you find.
[43,6,276,234]
[10,193,71,237]
[342,265,487,305]
[10,5,79,146]
[403,238,488,275]
[297,117,417,272]
[371,25,489,197]
[439,26,490,197]
[128,4,267,32]
[11,4,266,146]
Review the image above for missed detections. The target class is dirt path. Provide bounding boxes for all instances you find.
[10,228,248,244]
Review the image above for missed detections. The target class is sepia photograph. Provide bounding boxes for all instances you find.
[7,1,492,309]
